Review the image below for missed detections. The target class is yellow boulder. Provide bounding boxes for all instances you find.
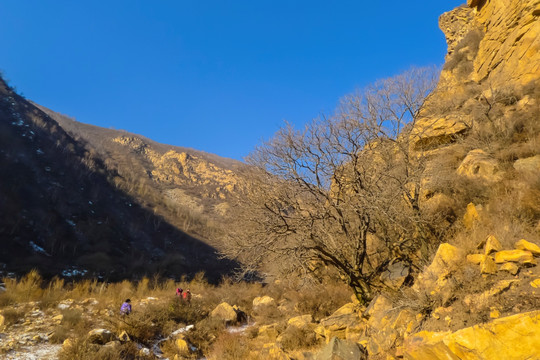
[287,315,313,329]
[484,235,502,255]
[499,262,519,275]
[466,253,484,264]
[515,239,540,256]
[494,250,534,264]
[480,256,497,275]
[463,203,479,229]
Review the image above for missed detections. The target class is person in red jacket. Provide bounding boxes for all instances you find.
[182,289,191,304]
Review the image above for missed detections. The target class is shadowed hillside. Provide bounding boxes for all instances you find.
[0,77,237,282]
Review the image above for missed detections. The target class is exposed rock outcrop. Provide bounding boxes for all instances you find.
[403,310,540,360]
[412,0,540,150]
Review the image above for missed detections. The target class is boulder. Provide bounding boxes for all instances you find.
[315,337,368,360]
[499,262,519,275]
[480,255,497,275]
[514,155,540,174]
[174,336,190,355]
[456,149,503,183]
[463,203,480,229]
[466,253,484,264]
[210,302,238,323]
[402,311,540,360]
[87,329,116,345]
[253,296,276,310]
[484,235,502,255]
[494,250,535,264]
[380,261,410,289]
[515,239,540,256]
[413,243,464,294]
[258,323,280,342]
[320,303,363,343]
[288,315,314,329]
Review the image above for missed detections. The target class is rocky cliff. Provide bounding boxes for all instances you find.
[412,0,539,151]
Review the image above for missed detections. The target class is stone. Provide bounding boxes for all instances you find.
[484,235,502,255]
[494,250,535,264]
[514,155,540,174]
[365,295,393,327]
[287,315,313,329]
[499,262,519,275]
[515,239,540,256]
[489,308,500,319]
[0,314,4,330]
[87,329,116,345]
[253,296,276,310]
[402,311,540,360]
[480,255,497,275]
[467,253,484,264]
[530,279,540,288]
[258,324,279,342]
[104,340,121,349]
[175,336,190,355]
[320,303,364,343]
[413,243,464,294]
[62,338,74,350]
[210,302,238,323]
[315,337,368,360]
[463,203,479,229]
[52,314,63,323]
[456,150,503,183]
[380,261,410,289]
[118,330,130,342]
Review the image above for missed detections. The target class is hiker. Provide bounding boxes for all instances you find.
[176,288,183,298]
[183,289,192,304]
[120,299,132,315]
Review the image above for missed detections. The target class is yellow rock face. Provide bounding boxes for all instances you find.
[411,0,540,150]
[403,311,540,360]
[494,250,535,264]
[515,239,540,256]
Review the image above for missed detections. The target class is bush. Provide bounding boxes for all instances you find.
[279,326,319,351]
[207,332,250,360]
[1,307,24,327]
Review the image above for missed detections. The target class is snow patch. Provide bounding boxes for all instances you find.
[29,241,50,256]
[61,268,88,277]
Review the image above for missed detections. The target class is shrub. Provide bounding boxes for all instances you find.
[207,332,250,360]
[1,307,24,327]
[279,326,319,351]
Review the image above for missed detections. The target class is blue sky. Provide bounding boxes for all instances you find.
[1,1,464,160]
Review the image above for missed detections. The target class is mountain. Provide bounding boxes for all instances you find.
[0,78,243,281]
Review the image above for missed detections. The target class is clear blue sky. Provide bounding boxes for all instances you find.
[0,1,464,160]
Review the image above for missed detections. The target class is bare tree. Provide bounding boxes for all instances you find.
[224,66,439,303]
